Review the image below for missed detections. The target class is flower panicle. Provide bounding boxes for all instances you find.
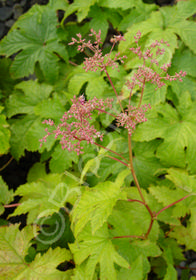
[40,96,113,155]
[116,104,151,136]
[69,29,126,72]
[40,30,186,154]
[127,31,186,91]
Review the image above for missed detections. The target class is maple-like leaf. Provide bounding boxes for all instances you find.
[0,5,68,83]
[119,0,196,67]
[132,141,163,188]
[69,224,130,280]
[118,1,157,31]
[65,0,97,22]
[133,92,196,173]
[112,238,161,279]
[169,225,196,251]
[11,172,82,224]
[6,80,66,159]
[68,68,107,100]
[6,81,53,118]
[0,224,72,279]
[71,169,129,237]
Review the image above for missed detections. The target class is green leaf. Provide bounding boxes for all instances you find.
[27,162,47,182]
[0,224,72,279]
[170,47,196,78]
[0,6,68,83]
[140,82,167,106]
[48,0,69,10]
[166,168,196,193]
[0,176,14,215]
[118,1,157,31]
[108,196,159,241]
[65,0,97,22]
[68,69,107,99]
[99,0,141,10]
[169,225,196,251]
[133,141,163,188]
[7,81,66,159]
[9,114,53,159]
[69,224,130,280]
[71,170,129,237]
[0,106,10,154]
[6,81,53,118]
[149,185,187,206]
[11,173,81,224]
[170,76,196,102]
[133,93,196,172]
[88,5,109,42]
[163,264,177,280]
[49,144,78,173]
[0,58,18,97]
[190,207,196,240]
[0,224,34,278]
[117,255,143,280]
[119,0,196,68]
[112,238,161,279]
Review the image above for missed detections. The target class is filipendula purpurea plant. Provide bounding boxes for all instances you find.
[40,30,196,279]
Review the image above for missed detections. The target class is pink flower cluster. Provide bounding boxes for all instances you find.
[40,30,186,154]
[40,95,113,155]
[127,31,186,92]
[116,104,151,136]
[69,29,126,72]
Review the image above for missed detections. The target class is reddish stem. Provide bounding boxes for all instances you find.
[127,199,156,239]
[95,108,116,118]
[127,199,144,205]
[156,194,191,217]
[95,142,129,163]
[105,155,128,167]
[69,60,78,67]
[4,203,20,208]
[144,218,154,239]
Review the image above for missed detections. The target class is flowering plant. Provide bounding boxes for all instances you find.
[1,0,196,279]
[40,30,194,272]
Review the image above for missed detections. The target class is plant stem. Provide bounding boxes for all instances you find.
[156,194,191,217]
[127,199,144,205]
[95,142,129,162]
[113,235,145,240]
[95,108,116,118]
[4,203,20,208]
[144,218,154,239]
[104,69,124,113]
[105,155,129,167]
[127,134,146,205]
[0,156,13,172]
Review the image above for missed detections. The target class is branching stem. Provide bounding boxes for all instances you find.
[156,194,191,217]
[95,142,129,163]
